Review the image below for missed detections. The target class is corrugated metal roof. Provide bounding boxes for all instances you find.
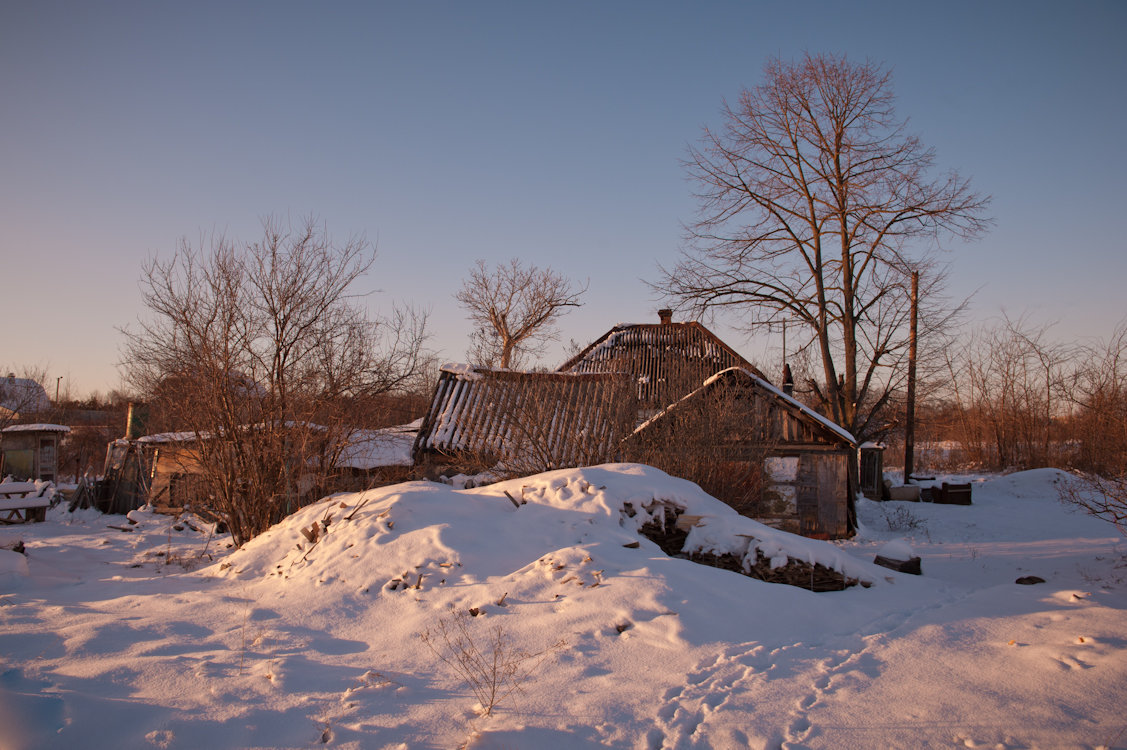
[412,366,634,470]
[558,321,769,403]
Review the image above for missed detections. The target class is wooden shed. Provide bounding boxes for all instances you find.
[99,422,424,517]
[0,423,70,482]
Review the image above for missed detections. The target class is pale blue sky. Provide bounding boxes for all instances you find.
[2,1,1124,396]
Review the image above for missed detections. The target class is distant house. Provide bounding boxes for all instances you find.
[411,311,857,538]
[0,375,50,421]
[99,421,422,516]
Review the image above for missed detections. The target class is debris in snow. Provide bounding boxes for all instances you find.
[874,554,922,575]
[1015,575,1046,585]
[637,503,866,591]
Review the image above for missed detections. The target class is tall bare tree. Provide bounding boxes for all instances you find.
[122,217,430,545]
[456,259,586,369]
[656,53,990,443]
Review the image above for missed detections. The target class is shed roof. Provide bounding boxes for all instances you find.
[337,419,421,470]
[2,423,70,434]
[412,365,632,468]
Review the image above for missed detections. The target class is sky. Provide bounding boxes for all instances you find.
[2,1,1125,397]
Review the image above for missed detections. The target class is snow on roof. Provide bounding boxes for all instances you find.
[135,430,203,445]
[335,420,421,469]
[440,363,484,381]
[1,423,70,434]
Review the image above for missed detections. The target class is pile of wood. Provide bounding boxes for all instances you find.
[637,506,688,556]
[636,504,861,592]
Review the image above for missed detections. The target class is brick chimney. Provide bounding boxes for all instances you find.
[657,308,673,325]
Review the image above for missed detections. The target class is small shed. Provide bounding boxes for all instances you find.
[1,424,71,482]
[133,431,208,513]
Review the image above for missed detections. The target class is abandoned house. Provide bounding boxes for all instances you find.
[411,312,858,538]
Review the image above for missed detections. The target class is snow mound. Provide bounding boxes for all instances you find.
[979,468,1073,500]
[217,464,878,592]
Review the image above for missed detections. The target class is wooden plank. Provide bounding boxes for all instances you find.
[674,514,704,531]
[815,452,849,537]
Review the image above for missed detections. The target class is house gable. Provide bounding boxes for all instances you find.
[558,320,769,404]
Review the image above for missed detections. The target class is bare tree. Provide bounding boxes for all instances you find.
[122,216,430,545]
[456,259,586,369]
[655,53,990,444]
[942,316,1072,470]
[1064,322,1127,475]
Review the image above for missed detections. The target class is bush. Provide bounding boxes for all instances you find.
[419,610,566,716]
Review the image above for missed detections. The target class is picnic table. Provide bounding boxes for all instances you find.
[0,481,52,523]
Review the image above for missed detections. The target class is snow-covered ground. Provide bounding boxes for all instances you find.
[1,465,1124,749]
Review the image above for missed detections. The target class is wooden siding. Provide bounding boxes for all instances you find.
[625,367,855,538]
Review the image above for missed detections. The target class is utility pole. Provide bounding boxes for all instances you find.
[55,376,62,404]
[904,270,919,482]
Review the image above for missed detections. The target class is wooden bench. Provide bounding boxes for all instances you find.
[0,482,52,523]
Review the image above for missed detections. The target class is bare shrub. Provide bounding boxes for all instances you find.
[882,504,925,532]
[624,372,778,523]
[122,216,430,545]
[419,610,567,717]
[1059,472,1127,536]
[1063,323,1127,476]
